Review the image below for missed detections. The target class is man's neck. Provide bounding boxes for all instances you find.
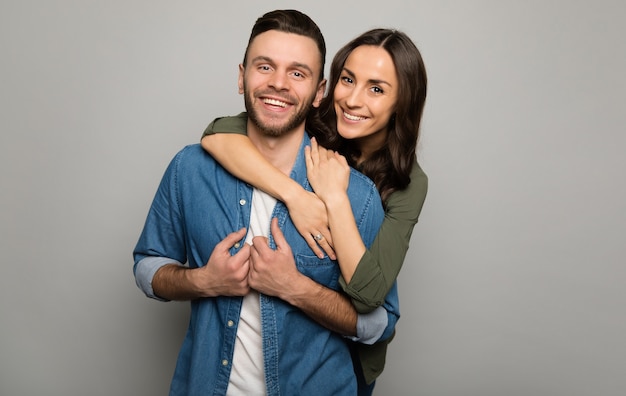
[247,122,304,175]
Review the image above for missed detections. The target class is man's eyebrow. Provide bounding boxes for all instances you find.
[342,66,393,87]
[251,56,314,76]
[250,55,274,65]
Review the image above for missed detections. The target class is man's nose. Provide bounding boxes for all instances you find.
[268,71,288,91]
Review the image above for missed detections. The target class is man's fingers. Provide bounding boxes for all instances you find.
[232,242,251,263]
[218,227,247,251]
[270,218,288,252]
[250,236,270,255]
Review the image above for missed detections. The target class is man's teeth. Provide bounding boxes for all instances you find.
[264,98,287,107]
[344,111,365,121]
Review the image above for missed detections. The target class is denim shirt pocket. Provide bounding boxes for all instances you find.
[294,254,340,291]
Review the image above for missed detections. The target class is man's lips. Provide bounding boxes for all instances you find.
[263,98,288,108]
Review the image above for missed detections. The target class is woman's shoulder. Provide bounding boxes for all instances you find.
[410,160,428,184]
[202,112,248,137]
[399,161,428,198]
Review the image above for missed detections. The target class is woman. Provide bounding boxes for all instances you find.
[202,29,427,394]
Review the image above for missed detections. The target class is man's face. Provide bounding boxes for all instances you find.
[239,30,326,137]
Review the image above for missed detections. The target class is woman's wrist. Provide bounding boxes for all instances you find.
[280,179,308,206]
[319,190,350,210]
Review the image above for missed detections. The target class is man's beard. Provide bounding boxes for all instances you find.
[243,83,315,137]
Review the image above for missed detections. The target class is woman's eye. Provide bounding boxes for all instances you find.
[371,86,384,94]
[341,76,353,84]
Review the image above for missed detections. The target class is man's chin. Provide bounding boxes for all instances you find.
[247,101,310,137]
[259,125,291,137]
[250,114,297,137]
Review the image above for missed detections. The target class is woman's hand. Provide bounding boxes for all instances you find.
[305,138,350,204]
[285,188,335,260]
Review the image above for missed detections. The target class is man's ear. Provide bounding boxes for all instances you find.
[312,78,327,107]
[238,64,245,94]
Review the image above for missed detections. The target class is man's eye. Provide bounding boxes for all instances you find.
[292,70,309,79]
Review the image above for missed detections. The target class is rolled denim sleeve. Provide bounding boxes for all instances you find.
[134,256,184,301]
[348,280,400,344]
[348,306,388,345]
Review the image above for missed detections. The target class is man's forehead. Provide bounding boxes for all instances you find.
[246,30,322,72]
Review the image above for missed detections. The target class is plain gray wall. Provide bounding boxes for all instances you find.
[1,1,625,395]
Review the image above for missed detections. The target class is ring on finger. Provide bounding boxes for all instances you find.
[314,233,324,242]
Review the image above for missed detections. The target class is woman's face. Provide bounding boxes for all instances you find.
[333,45,398,152]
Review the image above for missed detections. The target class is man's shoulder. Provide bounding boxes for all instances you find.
[347,168,377,192]
[163,144,222,181]
[346,168,382,213]
[171,144,215,167]
[345,168,384,241]
[174,143,205,159]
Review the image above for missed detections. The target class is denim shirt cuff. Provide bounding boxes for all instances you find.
[135,256,183,301]
[347,305,388,345]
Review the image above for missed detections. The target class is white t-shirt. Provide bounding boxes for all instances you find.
[227,189,276,396]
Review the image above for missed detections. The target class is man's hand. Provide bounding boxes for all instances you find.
[248,218,304,302]
[195,227,251,297]
[151,228,251,300]
[248,218,358,335]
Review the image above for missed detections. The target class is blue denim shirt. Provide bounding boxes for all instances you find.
[133,134,399,395]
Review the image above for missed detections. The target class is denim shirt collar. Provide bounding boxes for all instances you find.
[288,132,312,191]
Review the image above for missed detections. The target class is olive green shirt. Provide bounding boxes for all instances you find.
[202,113,428,384]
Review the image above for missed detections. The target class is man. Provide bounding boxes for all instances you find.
[133,10,396,395]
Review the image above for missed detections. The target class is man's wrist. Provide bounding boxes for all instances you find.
[282,273,319,307]
[187,266,218,298]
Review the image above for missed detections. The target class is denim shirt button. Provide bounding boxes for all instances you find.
[239,199,246,206]
[233,243,241,249]
[222,359,229,366]
[227,320,234,327]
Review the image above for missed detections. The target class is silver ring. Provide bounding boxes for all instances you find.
[314,233,324,242]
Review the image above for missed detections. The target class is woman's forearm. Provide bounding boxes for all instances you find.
[323,193,367,283]
[202,133,303,202]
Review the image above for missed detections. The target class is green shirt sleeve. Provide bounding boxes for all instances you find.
[201,112,248,139]
[340,161,428,313]
[349,162,427,385]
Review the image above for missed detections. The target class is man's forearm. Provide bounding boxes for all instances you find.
[283,275,357,336]
[152,264,205,301]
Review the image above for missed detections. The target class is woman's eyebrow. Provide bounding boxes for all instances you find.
[342,66,393,87]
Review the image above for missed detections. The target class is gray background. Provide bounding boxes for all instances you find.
[1,1,625,395]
